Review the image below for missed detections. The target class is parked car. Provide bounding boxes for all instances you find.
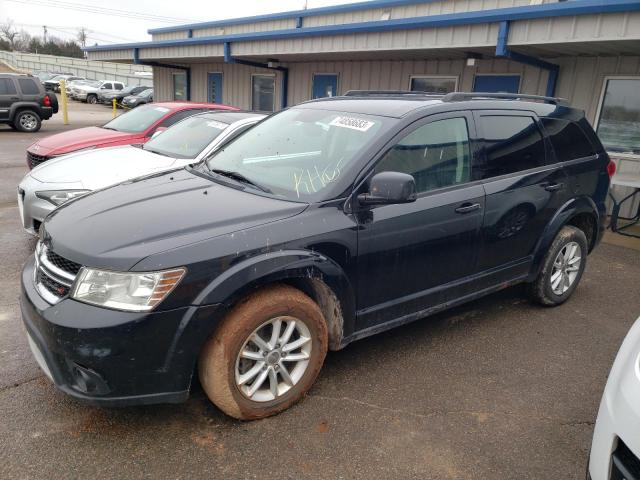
[18,111,265,234]
[65,79,91,97]
[34,72,58,83]
[0,73,58,132]
[121,88,153,108]
[98,85,149,105]
[21,92,614,419]
[588,316,640,480]
[43,75,85,93]
[72,80,125,104]
[25,101,239,168]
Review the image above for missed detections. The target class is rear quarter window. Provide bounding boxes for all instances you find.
[18,78,40,95]
[540,117,597,161]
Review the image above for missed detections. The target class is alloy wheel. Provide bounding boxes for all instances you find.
[550,241,582,295]
[235,316,312,402]
[19,114,38,131]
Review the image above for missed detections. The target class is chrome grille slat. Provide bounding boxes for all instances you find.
[34,241,81,304]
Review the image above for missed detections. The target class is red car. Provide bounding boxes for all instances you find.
[26,102,239,169]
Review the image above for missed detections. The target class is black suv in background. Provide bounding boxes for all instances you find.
[0,74,58,132]
[21,92,613,419]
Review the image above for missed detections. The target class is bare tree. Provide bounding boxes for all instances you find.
[77,27,88,48]
[0,20,20,50]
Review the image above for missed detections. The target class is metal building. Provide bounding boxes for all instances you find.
[85,0,640,162]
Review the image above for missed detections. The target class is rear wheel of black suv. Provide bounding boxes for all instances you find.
[14,110,41,133]
[528,225,588,306]
[198,284,328,420]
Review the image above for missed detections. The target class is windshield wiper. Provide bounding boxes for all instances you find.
[209,168,272,193]
[143,146,173,157]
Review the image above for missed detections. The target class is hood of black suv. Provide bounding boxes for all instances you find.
[44,168,307,271]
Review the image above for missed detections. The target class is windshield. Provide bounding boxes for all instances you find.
[205,108,386,201]
[143,115,228,159]
[83,81,101,88]
[102,104,170,133]
[138,89,153,98]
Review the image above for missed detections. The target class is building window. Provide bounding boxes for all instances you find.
[409,76,457,94]
[173,72,187,101]
[596,77,640,155]
[252,74,276,112]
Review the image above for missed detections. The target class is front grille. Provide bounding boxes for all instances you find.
[612,439,640,480]
[46,248,82,275]
[27,151,50,169]
[34,242,81,304]
[37,269,70,297]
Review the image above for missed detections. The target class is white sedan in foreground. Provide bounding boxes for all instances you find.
[18,111,265,235]
[589,316,640,479]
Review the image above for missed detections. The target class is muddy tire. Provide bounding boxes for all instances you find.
[199,284,328,420]
[527,225,588,306]
[87,94,97,104]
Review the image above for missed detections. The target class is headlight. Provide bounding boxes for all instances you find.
[71,267,186,312]
[35,189,90,206]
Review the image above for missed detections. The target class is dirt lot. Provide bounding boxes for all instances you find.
[0,99,639,479]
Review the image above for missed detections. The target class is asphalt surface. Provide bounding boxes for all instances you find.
[1,100,640,479]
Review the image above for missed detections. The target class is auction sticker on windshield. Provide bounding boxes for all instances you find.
[206,120,228,130]
[154,107,169,113]
[329,116,375,132]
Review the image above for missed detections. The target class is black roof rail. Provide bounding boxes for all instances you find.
[343,90,444,98]
[441,92,568,105]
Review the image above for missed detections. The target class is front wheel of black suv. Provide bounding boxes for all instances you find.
[14,110,42,133]
[528,225,588,306]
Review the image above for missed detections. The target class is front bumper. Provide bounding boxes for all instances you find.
[20,255,222,406]
[589,317,640,479]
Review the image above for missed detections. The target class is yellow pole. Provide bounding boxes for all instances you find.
[112,98,117,118]
[59,79,69,125]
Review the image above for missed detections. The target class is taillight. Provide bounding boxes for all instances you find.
[43,95,51,107]
[607,159,616,178]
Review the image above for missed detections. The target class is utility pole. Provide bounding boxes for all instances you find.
[43,25,47,43]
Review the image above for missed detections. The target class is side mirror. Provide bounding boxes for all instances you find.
[357,171,417,206]
[151,126,167,138]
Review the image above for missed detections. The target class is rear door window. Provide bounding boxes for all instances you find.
[540,118,596,161]
[474,114,546,180]
[115,83,124,90]
[18,78,40,95]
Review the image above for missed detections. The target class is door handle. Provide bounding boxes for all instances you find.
[10,97,19,100]
[455,203,481,214]
[543,182,564,192]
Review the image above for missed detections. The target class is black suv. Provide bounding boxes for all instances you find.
[0,74,58,132]
[21,92,612,419]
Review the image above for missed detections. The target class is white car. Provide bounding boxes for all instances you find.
[18,111,265,235]
[589,316,640,479]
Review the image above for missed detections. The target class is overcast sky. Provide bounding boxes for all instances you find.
[0,0,362,45]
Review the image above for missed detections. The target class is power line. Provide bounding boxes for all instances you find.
[12,22,140,43]
[1,0,198,24]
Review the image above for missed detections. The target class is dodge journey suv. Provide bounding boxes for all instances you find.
[21,92,613,420]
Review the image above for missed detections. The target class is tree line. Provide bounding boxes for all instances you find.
[0,20,85,58]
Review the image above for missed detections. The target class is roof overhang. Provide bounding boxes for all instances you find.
[84,0,640,54]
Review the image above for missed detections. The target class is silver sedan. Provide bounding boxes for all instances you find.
[18,111,265,235]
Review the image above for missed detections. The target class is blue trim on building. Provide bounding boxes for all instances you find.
[147,0,442,34]
[86,0,640,53]
[494,20,560,97]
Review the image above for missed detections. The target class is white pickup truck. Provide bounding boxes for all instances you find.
[71,80,125,104]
